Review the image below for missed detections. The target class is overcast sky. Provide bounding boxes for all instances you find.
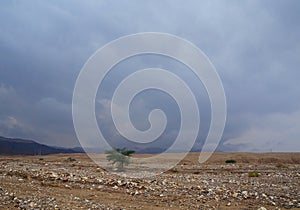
[0,0,299,152]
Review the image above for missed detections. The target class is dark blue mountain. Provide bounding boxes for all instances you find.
[0,136,82,155]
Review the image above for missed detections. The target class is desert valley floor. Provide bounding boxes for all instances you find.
[0,152,299,209]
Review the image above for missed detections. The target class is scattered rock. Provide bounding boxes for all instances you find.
[0,154,299,209]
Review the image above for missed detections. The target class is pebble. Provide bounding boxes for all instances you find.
[29,202,35,208]
[232,192,238,198]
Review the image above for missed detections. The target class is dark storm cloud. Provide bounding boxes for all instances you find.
[0,0,299,151]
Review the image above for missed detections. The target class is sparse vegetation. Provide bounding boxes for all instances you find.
[65,157,76,162]
[248,171,260,177]
[225,159,237,164]
[167,168,179,174]
[276,163,286,168]
[105,148,135,171]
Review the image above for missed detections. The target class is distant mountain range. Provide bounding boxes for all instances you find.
[0,136,189,155]
[0,136,82,155]
[0,135,237,156]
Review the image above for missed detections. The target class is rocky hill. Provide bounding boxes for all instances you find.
[0,136,80,155]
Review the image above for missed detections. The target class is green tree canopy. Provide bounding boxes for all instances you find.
[105,148,135,171]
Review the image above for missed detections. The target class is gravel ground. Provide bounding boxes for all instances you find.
[0,153,299,209]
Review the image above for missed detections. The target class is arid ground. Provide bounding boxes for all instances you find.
[0,152,299,209]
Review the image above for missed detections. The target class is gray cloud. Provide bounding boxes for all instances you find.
[225,111,300,152]
[0,0,299,151]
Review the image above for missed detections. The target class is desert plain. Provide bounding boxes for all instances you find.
[0,152,299,209]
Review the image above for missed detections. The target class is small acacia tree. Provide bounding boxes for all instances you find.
[105,148,135,171]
